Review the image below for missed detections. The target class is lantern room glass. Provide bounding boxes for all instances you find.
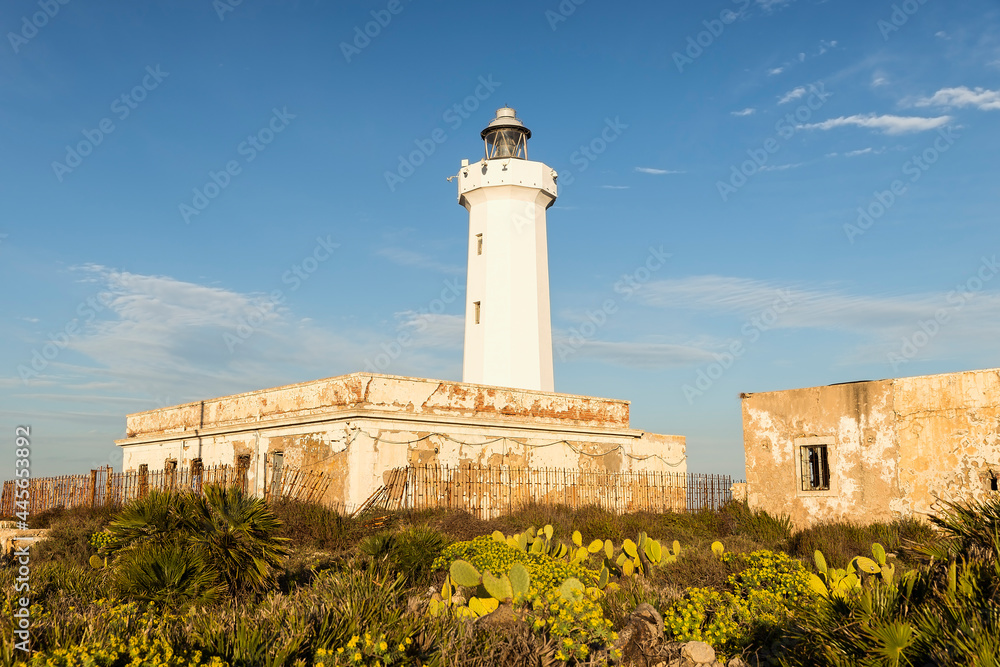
[484,127,528,160]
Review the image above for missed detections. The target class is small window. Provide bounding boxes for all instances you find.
[800,444,830,491]
[476,234,483,255]
[989,472,999,492]
[164,459,177,473]
[474,301,481,324]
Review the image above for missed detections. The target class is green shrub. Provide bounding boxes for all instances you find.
[30,506,116,568]
[271,498,359,552]
[105,486,288,601]
[786,517,932,568]
[720,501,793,546]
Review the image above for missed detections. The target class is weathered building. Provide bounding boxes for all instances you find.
[117,373,686,511]
[742,367,1000,527]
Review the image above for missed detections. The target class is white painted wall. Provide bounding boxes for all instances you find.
[458,158,557,391]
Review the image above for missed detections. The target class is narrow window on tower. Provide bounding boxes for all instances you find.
[474,301,481,324]
[476,234,483,255]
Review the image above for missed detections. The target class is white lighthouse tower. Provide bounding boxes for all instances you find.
[457,107,557,392]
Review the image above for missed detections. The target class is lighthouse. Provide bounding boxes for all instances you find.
[457,107,557,392]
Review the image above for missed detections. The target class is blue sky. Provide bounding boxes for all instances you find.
[2,0,999,479]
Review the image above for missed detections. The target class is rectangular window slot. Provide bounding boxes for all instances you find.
[476,234,483,255]
[474,301,481,324]
[800,445,830,491]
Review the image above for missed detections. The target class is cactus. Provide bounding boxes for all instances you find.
[482,571,513,602]
[645,538,662,564]
[558,577,585,600]
[623,539,638,559]
[89,554,105,569]
[814,550,828,575]
[572,530,583,547]
[468,597,499,617]
[509,563,530,598]
[450,560,482,588]
[852,556,881,575]
[711,541,725,558]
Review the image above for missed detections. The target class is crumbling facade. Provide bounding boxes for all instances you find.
[742,367,1000,527]
[117,373,686,511]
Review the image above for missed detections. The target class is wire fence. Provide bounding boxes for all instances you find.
[354,464,734,519]
[0,462,329,517]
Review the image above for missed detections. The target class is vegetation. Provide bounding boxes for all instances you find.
[2,490,998,666]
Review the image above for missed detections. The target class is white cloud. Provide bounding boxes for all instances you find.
[759,162,804,172]
[756,0,795,10]
[915,86,1000,111]
[871,74,889,88]
[845,147,877,157]
[778,86,807,104]
[634,167,684,175]
[768,67,785,76]
[798,113,952,135]
[11,265,465,404]
[556,338,716,369]
[731,108,756,116]
[375,247,463,275]
[632,274,1000,364]
[600,185,631,190]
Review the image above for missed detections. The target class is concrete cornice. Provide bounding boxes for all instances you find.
[116,407,647,448]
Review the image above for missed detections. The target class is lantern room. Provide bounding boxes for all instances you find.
[481,107,531,160]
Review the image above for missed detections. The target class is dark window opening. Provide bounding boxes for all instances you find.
[476,234,483,255]
[474,301,481,324]
[990,474,998,492]
[800,445,830,491]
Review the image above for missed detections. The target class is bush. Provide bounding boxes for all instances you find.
[359,525,448,585]
[30,506,116,568]
[271,498,360,552]
[105,486,288,603]
[720,501,793,547]
[785,517,932,568]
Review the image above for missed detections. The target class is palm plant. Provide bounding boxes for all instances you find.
[104,485,288,603]
[113,541,225,607]
[187,484,289,597]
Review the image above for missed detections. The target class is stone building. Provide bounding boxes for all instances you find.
[741,367,1000,527]
[117,373,685,511]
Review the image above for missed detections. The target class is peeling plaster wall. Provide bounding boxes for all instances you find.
[894,369,1000,518]
[118,373,685,512]
[742,380,899,528]
[743,368,1000,528]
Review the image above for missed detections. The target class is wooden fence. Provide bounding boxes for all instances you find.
[355,464,733,519]
[0,463,329,517]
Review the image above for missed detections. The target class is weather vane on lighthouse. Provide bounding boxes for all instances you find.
[457,107,558,392]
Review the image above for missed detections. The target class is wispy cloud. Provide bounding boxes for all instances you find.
[375,247,463,275]
[9,265,463,406]
[633,274,1000,363]
[768,67,785,76]
[757,0,796,11]
[798,113,952,135]
[845,147,879,157]
[555,337,715,369]
[634,167,685,175]
[760,163,804,172]
[601,185,631,190]
[778,86,807,104]
[731,108,756,117]
[915,86,1000,111]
